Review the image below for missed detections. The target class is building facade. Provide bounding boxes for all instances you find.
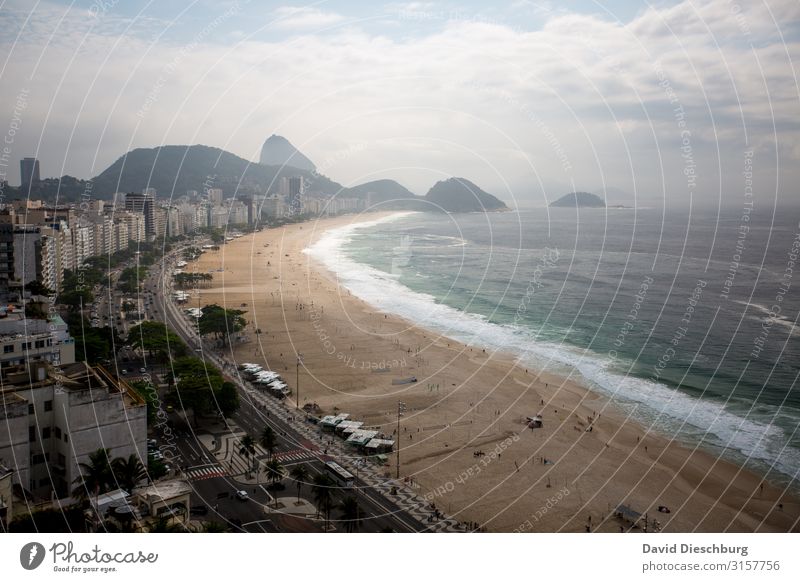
[0,362,147,499]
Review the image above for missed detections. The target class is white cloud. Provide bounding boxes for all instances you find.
[271,6,346,31]
[0,0,798,206]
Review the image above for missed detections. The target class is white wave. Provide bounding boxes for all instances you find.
[305,219,800,481]
[736,300,800,337]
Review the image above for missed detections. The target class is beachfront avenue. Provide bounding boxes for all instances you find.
[142,245,444,533]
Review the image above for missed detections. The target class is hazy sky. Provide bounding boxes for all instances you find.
[1,0,798,207]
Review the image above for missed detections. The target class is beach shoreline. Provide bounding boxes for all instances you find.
[192,212,799,532]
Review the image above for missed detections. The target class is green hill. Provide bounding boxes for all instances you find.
[423,177,507,212]
[90,144,341,199]
[550,191,605,208]
[344,179,416,204]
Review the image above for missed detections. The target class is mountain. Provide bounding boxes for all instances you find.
[344,179,416,203]
[259,134,316,172]
[91,144,340,199]
[550,191,605,208]
[423,177,507,212]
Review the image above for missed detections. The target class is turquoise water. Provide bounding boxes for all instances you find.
[307,207,800,489]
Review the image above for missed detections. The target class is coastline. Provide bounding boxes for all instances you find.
[192,212,799,532]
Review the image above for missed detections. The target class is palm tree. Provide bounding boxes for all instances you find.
[338,496,363,533]
[259,425,277,460]
[112,454,146,493]
[72,448,114,501]
[289,465,309,501]
[238,435,257,475]
[311,473,335,531]
[263,458,285,488]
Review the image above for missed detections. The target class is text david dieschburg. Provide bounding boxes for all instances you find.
[643,543,748,557]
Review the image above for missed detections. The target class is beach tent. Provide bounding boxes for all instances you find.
[345,429,379,447]
[255,371,280,383]
[321,413,350,431]
[334,420,363,436]
[364,438,395,453]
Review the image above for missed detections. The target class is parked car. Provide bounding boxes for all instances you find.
[235,490,249,501]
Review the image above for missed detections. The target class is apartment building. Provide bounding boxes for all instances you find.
[0,361,146,499]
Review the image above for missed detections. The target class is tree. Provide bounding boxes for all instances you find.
[311,473,335,530]
[72,448,114,500]
[263,458,285,487]
[25,279,53,296]
[259,425,277,460]
[198,304,247,346]
[117,266,148,294]
[64,313,121,364]
[338,496,363,533]
[59,287,94,311]
[127,321,187,363]
[147,458,168,481]
[112,454,146,493]
[166,356,227,426]
[238,435,257,474]
[289,465,309,502]
[217,381,240,417]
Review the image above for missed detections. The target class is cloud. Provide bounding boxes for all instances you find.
[271,6,346,31]
[0,0,797,206]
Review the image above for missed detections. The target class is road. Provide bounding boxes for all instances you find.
[138,243,432,533]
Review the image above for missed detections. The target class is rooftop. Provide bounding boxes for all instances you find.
[135,479,193,501]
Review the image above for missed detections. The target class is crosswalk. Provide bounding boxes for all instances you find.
[185,465,227,481]
[274,448,317,464]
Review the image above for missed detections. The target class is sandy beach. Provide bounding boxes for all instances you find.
[191,212,799,533]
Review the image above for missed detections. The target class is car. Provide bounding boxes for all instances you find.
[121,369,129,375]
[235,490,249,501]
[140,367,147,373]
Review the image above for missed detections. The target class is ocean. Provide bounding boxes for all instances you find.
[305,207,800,489]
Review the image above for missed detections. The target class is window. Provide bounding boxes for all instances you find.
[57,453,66,466]
[22,341,31,350]
[39,478,50,487]
[28,426,36,442]
[44,400,52,412]
[54,427,61,439]
[42,427,50,439]
[64,433,69,443]
[28,404,34,414]
[34,340,45,349]
[32,454,44,465]
[3,345,13,353]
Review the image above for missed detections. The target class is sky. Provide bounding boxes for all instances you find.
[0,0,798,207]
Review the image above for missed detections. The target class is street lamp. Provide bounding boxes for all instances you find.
[396,401,406,479]
[296,353,303,410]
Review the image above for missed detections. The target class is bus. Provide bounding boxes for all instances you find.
[324,461,355,488]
